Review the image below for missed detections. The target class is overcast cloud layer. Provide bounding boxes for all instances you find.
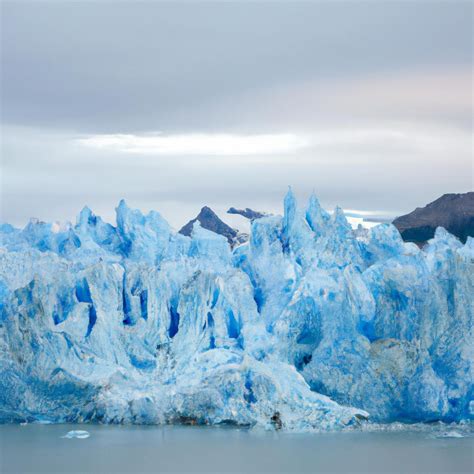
[1,1,472,229]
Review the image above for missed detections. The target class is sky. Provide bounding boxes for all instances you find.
[1,0,472,230]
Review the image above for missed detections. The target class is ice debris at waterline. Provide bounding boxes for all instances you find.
[0,190,472,431]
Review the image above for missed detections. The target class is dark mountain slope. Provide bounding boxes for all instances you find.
[227,207,266,220]
[393,192,474,244]
[179,206,238,244]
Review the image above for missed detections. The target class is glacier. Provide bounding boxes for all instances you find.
[0,189,472,431]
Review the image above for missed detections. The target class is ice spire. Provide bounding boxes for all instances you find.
[282,186,297,252]
[77,206,95,228]
[305,191,330,237]
[331,206,352,236]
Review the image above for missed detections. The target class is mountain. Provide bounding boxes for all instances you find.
[179,206,238,244]
[227,207,267,220]
[393,192,474,245]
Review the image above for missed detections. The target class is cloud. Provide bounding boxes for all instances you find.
[1,3,472,232]
[76,122,471,161]
[201,68,472,133]
[3,2,471,133]
[77,132,310,155]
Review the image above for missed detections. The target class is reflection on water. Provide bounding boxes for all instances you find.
[0,423,472,474]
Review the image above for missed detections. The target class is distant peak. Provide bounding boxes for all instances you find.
[179,206,237,244]
[227,207,266,220]
[199,206,218,216]
[393,191,474,244]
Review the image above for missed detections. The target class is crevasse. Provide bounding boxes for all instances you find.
[0,189,472,430]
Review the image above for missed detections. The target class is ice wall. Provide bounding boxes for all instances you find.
[0,190,472,429]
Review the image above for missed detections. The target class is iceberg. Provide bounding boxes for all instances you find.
[62,430,90,439]
[0,190,472,431]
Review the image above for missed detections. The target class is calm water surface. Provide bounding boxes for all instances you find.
[0,423,472,474]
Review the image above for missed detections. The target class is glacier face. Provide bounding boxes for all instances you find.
[0,190,472,430]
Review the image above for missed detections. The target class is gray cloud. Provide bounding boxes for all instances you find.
[1,1,472,229]
[2,1,471,132]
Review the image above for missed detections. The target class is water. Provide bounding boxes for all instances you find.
[0,424,472,473]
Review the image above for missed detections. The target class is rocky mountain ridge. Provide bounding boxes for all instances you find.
[393,192,474,244]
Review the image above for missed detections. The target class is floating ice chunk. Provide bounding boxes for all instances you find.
[62,430,90,439]
[435,431,464,439]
